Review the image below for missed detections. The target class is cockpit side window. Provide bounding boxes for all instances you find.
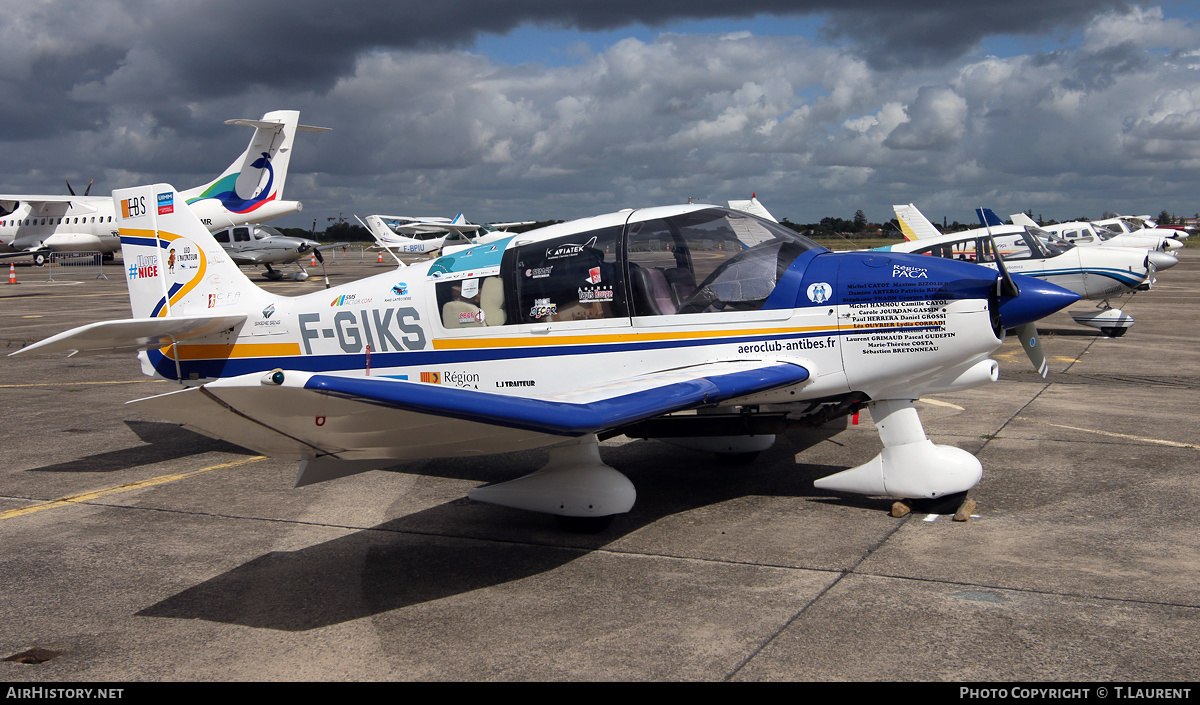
[913,239,977,262]
[509,225,626,324]
[214,229,231,244]
[233,227,250,242]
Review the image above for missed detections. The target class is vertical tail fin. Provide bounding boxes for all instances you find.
[892,203,942,241]
[116,184,267,320]
[179,110,329,227]
[975,208,1006,227]
[1009,212,1038,227]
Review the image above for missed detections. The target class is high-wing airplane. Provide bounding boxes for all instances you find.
[890,204,1168,337]
[360,213,534,256]
[0,110,328,264]
[1090,214,1189,241]
[995,211,1182,253]
[211,223,346,281]
[13,184,1078,530]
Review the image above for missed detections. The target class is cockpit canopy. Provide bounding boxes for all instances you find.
[212,224,286,243]
[432,206,825,329]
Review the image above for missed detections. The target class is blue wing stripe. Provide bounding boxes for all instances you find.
[303,363,810,436]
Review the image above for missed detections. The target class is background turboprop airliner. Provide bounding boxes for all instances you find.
[0,110,328,264]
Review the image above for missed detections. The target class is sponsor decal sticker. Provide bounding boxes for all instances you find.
[157,192,174,215]
[577,286,614,302]
[892,264,929,279]
[121,195,147,219]
[546,236,597,260]
[420,371,441,384]
[530,297,557,319]
[806,282,832,303]
[128,254,159,280]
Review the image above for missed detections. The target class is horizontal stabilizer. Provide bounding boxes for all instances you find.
[10,314,246,357]
[224,118,331,133]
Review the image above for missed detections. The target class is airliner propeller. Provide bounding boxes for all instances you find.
[65,179,94,197]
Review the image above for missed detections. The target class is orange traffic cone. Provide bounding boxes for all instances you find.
[377,252,384,263]
[7,263,17,285]
[310,253,317,266]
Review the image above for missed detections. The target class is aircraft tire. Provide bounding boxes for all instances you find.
[715,451,760,466]
[34,254,46,266]
[1101,327,1127,338]
[264,270,284,281]
[554,514,615,533]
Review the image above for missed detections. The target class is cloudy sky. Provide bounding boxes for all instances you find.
[2,1,1199,229]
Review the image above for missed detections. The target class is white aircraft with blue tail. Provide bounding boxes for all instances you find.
[12,184,1079,530]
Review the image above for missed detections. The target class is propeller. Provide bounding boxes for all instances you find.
[65,179,94,197]
[982,227,1055,379]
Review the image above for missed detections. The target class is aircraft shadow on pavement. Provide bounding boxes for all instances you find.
[28,420,259,474]
[137,425,879,632]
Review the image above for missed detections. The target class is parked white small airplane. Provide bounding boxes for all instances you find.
[13,184,1079,530]
[890,204,1167,338]
[0,110,328,264]
[212,223,345,281]
[361,213,533,256]
[1091,214,1188,240]
[998,211,1182,253]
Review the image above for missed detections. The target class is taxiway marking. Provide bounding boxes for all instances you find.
[1045,423,1200,449]
[0,456,268,520]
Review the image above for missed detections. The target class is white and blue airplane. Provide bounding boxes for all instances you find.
[13,184,1078,530]
[361,213,533,256]
[0,110,328,264]
[890,204,1172,338]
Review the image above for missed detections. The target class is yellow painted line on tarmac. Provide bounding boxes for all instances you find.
[0,455,268,520]
[918,398,965,411]
[1045,423,1200,449]
[0,379,167,388]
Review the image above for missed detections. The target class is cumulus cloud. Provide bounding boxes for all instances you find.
[1,2,1198,225]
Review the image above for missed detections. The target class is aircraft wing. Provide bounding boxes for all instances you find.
[9,314,247,357]
[0,247,52,261]
[396,222,482,235]
[227,249,277,265]
[0,195,104,213]
[126,360,812,464]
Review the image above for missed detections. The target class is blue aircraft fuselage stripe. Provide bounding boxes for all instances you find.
[303,363,811,436]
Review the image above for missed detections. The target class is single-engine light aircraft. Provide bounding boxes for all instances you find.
[0,110,328,264]
[890,204,1169,338]
[14,185,1079,530]
[212,223,345,281]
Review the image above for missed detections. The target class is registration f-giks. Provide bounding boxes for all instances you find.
[14,184,1079,530]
